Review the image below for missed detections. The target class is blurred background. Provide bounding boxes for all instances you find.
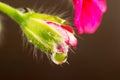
[0,0,120,80]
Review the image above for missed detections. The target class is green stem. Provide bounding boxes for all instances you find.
[0,2,24,24]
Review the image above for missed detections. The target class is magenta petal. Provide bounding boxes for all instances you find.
[72,0,84,34]
[81,0,103,34]
[72,0,107,34]
[93,0,107,13]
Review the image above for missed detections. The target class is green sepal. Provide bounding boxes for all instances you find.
[21,18,64,54]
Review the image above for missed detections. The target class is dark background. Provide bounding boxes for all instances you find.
[0,0,120,80]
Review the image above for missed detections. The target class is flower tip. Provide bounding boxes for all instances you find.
[77,30,84,35]
[77,26,98,35]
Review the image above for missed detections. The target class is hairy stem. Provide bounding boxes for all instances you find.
[0,2,24,24]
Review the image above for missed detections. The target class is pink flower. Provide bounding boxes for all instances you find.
[72,0,107,34]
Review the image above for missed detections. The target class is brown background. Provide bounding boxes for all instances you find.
[0,0,120,80]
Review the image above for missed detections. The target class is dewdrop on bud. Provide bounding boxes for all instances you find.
[51,52,68,65]
[0,2,77,64]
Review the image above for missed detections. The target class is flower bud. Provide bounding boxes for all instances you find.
[0,2,77,64]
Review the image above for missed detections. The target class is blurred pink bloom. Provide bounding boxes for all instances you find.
[72,0,107,34]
